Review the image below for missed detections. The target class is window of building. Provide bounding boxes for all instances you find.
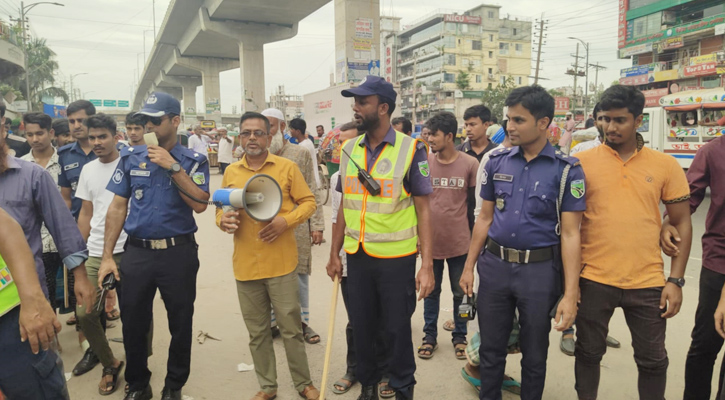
[488,68,493,74]
[515,43,523,55]
[443,36,456,48]
[476,75,482,83]
[513,28,518,36]
[499,42,509,55]
[500,76,507,85]
[702,76,720,89]
[488,83,493,89]
[489,34,494,42]
[444,73,456,83]
[705,5,725,18]
[445,54,456,65]
[470,59,481,68]
[517,76,523,85]
[472,40,482,50]
[488,11,495,19]
[445,22,457,33]
[488,51,494,58]
[461,24,469,33]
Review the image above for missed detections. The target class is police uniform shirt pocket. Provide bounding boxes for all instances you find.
[129,172,152,201]
[493,181,513,199]
[526,182,556,217]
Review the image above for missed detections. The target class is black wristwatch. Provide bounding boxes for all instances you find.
[667,277,686,288]
[168,162,181,174]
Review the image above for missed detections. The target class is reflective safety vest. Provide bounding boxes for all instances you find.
[0,254,20,317]
[341,131,418,258]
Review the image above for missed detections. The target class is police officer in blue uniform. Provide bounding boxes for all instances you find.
[99,92,210,400]
[58,100,98,219]
[460,85,585,400]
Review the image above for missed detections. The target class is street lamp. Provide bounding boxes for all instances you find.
[69,72,88,102]
[19,1,64,111]
[568,37,590,118]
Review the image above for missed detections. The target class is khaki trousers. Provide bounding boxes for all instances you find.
[236,271,312,394]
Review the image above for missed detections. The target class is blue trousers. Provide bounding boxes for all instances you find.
[423,254,467,343]
[476,250,561,400]
[0,307,70,400]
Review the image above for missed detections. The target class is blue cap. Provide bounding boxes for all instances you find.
[136,92,181,117]
[341,76,397,103]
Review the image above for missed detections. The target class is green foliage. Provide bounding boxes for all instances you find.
[456,70,471,90]
[481,76,517,120]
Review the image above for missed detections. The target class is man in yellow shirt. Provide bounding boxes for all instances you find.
[574,85,692,400]
[217,112,320,400]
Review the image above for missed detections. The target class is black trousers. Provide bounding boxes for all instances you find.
[340,276,389,377]
[119,241,199,392]
[684,267,725,400]
[347,250,416,398]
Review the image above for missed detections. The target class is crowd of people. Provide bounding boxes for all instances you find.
[1,77,725,400]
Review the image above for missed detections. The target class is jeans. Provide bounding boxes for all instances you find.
[423,254,467,343]
[0,307,70,400]
[219,162,229,175]
[575,278,667,400]
[684,267,725,400]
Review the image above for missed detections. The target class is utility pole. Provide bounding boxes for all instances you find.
[152,0,156,38]
[411,53,418,127]
[565,43,584,114]
[533,14,546,85]
[589,62,607,99]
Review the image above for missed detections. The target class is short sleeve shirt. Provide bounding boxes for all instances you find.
[57,142,98,218]
[578,144,690,289]
[106,144,210,239]
[481,142,586,249]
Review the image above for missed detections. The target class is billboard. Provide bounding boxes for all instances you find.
[444,14,482,25]
[618,0,629,49]
[554,97,570,114]
[43,103,66,118]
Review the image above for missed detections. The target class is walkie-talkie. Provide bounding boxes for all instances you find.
[341,148,381,196]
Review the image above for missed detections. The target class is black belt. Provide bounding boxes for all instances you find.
[128,234,195,250]
[485,238,555,264]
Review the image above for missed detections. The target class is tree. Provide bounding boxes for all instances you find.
[3,38,68,110]
[480,76,516,120]
[456,70,471,90]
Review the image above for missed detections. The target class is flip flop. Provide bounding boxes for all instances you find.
[443,319,455,331]
[378,377,395,399]
[332,373,357,395]
[460,367,480,392]
[303,325,320,344]
[106,309,120,321]
[502,375,522,395]
[66,315,77,326]
[98,361,124,396]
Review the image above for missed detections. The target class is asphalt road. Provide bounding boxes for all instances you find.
[60,174,719,399]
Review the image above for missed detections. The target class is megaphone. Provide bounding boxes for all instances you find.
[212,174,282,222]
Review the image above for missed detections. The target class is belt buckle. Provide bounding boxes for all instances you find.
[506,248,520,263]
[150,239,167,250]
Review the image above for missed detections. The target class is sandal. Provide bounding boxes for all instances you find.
[461,367,480,392]
[417,337,437,359]
[502,375,521,395]
[106,309,120,321]
[453,339,468,360]
[66,315,77,326]
[443,319,455,331]
[251,391,277,400]
[378,377,395,399]
[303,325,321,344]
[332,373,357,394]
[299,384,320,400]
[98,361,124,396]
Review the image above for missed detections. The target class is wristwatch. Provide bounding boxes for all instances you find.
[667,277,686,288]
[168,162,182,174]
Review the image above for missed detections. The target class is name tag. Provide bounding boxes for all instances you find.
[493,174,514,182]
[64,162,79,171]
[130,170,151,177]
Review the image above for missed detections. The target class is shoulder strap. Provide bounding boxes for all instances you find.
[555,163,571,236]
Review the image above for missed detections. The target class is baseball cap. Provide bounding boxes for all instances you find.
[136,92,181,117]
[341,76,397,103]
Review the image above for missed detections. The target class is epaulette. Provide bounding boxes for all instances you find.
[119,145,144,157]
[488,147,512,158]
[554,149,580,165]
[183,148,208,163]
[57,143,74,154]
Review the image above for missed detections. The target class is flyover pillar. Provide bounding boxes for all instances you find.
[239,40,266,113]
[156,73,201,123]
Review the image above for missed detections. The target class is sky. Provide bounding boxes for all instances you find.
[0,0,631,113]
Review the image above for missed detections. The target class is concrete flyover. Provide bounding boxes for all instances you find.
[134,0,331,121]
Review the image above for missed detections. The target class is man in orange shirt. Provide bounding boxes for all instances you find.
[574,85,692,400]
[217,112,320,400]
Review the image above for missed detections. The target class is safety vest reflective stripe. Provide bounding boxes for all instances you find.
[342,197,414,213]
[0,254,21,318]
[344,226,418,243]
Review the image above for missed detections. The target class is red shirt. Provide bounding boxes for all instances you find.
[687,136,725,274]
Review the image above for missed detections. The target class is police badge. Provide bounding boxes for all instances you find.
[135,189,144,200]
[496,198,505,211]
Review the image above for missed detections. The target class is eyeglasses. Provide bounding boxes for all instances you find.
[240,130,269,138]
[68,118,86,125]
[145,115,170,126]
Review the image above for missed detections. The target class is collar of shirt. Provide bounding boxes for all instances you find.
[168,142,188,160]
[22,148,60,168]
[603,132,645,157]
[507,141,557,160]
[6,156,21,170]
[240,151,277,171]
[359,125,396,150]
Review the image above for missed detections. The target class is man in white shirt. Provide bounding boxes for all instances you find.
[289,118,321,189]
[216,126,234,175]
[187,124,210,158]
[75,113,128,396]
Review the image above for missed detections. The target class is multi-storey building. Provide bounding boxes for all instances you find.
[267,85,304,122]
[385,5,532,125]
[617,0,725,106]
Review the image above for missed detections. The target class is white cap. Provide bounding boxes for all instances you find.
[261,108,285,121]
[217,126,228,132]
